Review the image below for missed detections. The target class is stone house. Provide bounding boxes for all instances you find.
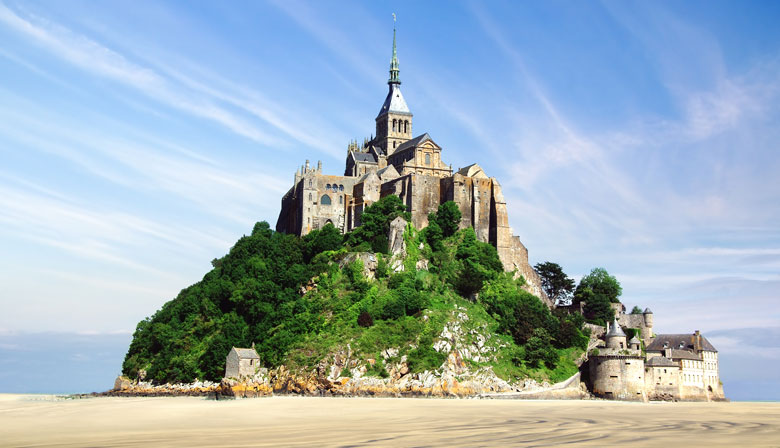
[275,26,547,303]
[224,346,260,379]
[586,315,725,401]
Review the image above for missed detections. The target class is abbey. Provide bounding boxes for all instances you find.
[276,27,546,301]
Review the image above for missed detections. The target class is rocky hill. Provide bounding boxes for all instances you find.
[120,196,589,397]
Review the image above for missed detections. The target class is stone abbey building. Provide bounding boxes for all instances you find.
[276,28,546,300]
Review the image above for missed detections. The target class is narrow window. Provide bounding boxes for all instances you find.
[404,120,408,133]
[392,119,396,132]
[393,141,396,149]
[308,193,312,201]
[339,196,343,204]
[425,153,431,165]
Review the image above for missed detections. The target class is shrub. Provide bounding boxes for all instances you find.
[357,311,374,328]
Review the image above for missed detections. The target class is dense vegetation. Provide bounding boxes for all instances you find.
[123,196,589,384]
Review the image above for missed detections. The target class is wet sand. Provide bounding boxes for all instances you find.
[1,394,779,447]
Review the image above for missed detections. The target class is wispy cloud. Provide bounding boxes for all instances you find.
[0,1,342,153]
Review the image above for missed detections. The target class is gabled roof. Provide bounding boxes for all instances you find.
[350,151,378,164]
[646,356,678,367]
[377,83,411,118]
[376,164,399,181]
[392,133,434,155]
[232,347,260,359]
[457,163,488,179]
[669,349,701,361]
[646,334,717,353]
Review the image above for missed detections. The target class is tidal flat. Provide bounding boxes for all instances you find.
[1,394,779,447]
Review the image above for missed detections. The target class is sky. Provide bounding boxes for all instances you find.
[0,0,778,399]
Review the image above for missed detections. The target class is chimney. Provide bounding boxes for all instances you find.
[695,330,702,352]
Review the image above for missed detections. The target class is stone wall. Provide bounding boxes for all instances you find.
[589,355,646,401]
[225,350,240,378]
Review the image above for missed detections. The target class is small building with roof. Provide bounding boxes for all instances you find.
[225,346,260,379]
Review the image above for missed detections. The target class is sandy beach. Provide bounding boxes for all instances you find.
[1,394,779,447]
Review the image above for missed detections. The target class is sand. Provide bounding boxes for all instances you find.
[1,394,779,447]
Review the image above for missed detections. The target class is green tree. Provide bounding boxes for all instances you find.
[575,267,622,304]
[453,228,503,297]
[534,261,575,306]
[302,222,343,261]
[576,286,614,327]
[630,305,643,314]
[432,201,461,237]
[345,195,410,253]
[524,328,558,369]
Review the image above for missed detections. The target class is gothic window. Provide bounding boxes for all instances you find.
[393,141,396,149]
[309,179,312,187]
[308,193,312,201]
[404,120,408,133]
[392,119,396,132]
[425,153,430,165]
[339,196,343,204]
[321,194,331,205]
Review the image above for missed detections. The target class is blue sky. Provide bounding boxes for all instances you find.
[1,0,779,399]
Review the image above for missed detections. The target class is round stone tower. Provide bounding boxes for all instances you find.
[642,308,654,341]
[605,317,627,350]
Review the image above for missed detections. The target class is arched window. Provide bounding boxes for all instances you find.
[339,195,343,204]
[308,193,312,201]
[392,119,396,132]
[425,153,431,165]
[308,179,312,187]
[339,184,344,191]
[404,120,408,133]
[326,183,331,190]
[393,141,396,149]
[321,194,331,205]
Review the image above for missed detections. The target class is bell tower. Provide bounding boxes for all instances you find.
[375,17,412,154]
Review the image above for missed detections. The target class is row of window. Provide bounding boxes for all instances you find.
[392,119,409,133]
[326,184,344,191]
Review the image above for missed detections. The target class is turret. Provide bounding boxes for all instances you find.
[605,316,627,350]
[642,308,654,341]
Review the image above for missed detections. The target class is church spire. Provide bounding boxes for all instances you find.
[389,14,400,85]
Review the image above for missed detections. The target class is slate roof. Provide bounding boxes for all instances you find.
[629,336,641,345]
[392,133,433,155]
[646,334,717,353]
[351,152,377,163]
[377,83,411,117]
[669,349,701,361]
[646,356,678,367]
[606,317,626,338]
[232,347,260,359]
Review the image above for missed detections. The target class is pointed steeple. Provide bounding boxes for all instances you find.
[389,15,400,85]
